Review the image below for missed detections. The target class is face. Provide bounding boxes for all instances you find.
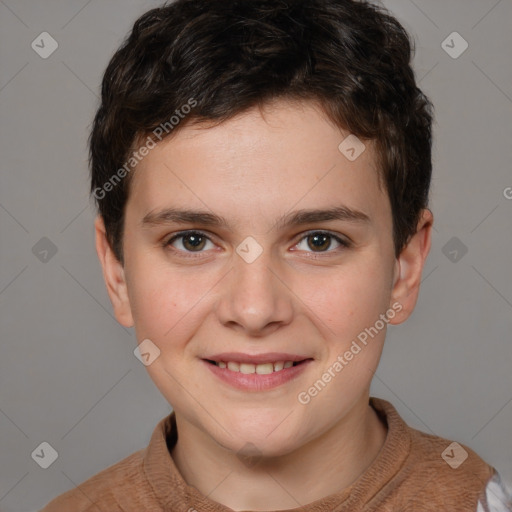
[96,99,431,457]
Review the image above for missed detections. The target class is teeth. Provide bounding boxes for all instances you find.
[240,363,255,374]
[214,360,298,373]
[256,363,274,375]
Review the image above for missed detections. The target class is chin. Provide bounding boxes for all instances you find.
[224,434,300,460]
[215,417,305,458]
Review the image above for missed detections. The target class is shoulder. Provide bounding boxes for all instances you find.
[39,448,151,512]
[408,425,493,478]
[401,426,496,509]
[370,398,502,510]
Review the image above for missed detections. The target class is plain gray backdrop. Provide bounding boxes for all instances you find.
[0,0,511,510]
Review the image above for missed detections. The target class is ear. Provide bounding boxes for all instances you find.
[94,215,134,328]
[388,208,433,325]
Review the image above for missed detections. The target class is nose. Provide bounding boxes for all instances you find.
[215,245,294,337]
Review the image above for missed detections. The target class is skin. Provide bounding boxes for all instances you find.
[95,99,433,511]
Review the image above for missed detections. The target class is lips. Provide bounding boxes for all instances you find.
[202,352,313,390]
[203,357,313,391]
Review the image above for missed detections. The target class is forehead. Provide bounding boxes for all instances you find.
[126,100,390,231]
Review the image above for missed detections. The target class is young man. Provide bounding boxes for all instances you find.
[41,0,511,510]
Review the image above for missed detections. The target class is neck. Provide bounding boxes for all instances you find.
[171,397,387,511]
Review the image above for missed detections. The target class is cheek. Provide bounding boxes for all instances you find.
[298,263,392,342]
[126,259,196,344]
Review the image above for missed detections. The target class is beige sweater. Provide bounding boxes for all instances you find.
[40,398,508,511]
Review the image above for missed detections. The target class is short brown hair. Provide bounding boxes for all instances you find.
[89,0,434,262]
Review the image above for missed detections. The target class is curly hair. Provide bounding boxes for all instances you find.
[89,0,434,262]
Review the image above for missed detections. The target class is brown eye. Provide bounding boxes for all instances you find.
[295,231,348,253]
[166,231,213,253]
[307,233,331,251]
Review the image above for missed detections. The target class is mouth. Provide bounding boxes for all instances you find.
[202,354,314,391]
[204,359,310,374]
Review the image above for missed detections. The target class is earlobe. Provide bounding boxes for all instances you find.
[388,209,433,325]
[94,216,134,328]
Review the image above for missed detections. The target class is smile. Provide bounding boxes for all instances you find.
[206,360,301,374]
[203,357,313,391]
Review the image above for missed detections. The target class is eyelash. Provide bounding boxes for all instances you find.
[163,230,351,259]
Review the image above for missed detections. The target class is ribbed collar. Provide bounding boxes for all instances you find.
[143,397,411,511]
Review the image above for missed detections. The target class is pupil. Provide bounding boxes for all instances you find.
[309,233,329,251]
[184,234,204,251]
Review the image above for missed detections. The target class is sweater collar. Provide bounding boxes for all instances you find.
[143,397,411,511]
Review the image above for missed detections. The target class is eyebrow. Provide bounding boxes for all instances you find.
[141,205,370,231]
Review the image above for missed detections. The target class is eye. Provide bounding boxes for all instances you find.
[293,231,349,254]
[165,231,215,255]
[164,229,350,258]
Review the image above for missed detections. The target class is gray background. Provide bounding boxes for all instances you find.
[0,0,511,510]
